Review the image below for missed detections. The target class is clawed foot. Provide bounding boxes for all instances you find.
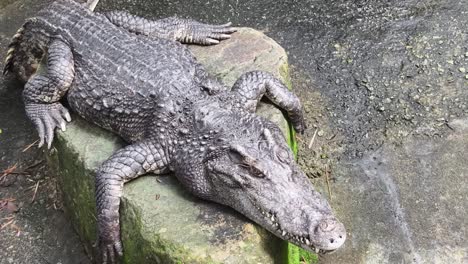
[97,223,123,264]
[184,21,237,45]
[25,103,71,149]
[291,113,306,134]
[99,237,123,264]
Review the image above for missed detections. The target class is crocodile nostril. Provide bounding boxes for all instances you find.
[330,238,335,243]
[339,235,342,238]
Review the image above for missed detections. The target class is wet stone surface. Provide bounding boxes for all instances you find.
[315,122,468,263]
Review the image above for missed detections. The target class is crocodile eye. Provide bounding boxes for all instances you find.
[249,165,266,178]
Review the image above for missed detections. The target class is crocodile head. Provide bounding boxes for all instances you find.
[202,124,346,253]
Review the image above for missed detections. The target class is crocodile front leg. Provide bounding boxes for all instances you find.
[104,11,237,45]
[231,71,306,133]
[96,141,170,264]
[22,38,74,148]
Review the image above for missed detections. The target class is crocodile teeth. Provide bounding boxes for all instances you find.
[270,215,275,222]
[315,248,320,253]
[305,239,310,245]
[282,230,287,236]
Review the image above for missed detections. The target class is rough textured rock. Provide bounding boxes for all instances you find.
[49,28,291,263]
[313,121,468,264]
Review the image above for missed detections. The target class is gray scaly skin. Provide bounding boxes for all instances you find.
[4,0,346,263]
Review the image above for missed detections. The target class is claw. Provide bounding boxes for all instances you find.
[38,138,44,148]
[63,110,71,122]
[208,33,231,40]
[102,249,108,264]
[99,239,123,264]
[206,38,220,45]
[25,103,71,149]
[108,245,115,264]
[213,27,237,34]
[44,117,54,149]
[34,119,45,148]
[293,121,306,134]
[60,121,66,132]
[214,22,232,28]
[115,241,123,256]
[218,34,232,39]
[190,21,236,45]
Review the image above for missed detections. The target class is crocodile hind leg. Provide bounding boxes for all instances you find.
[95,141,170,264]
[22,38,74,148]
[231,71,306,134]
[103,11,237,45]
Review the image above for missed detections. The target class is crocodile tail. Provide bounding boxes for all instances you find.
[3,18,50,82]
[3,26,26,76]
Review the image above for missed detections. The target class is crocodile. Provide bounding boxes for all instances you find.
[4,0,346,262]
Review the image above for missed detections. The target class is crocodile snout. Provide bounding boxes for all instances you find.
[311,218,347,251]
